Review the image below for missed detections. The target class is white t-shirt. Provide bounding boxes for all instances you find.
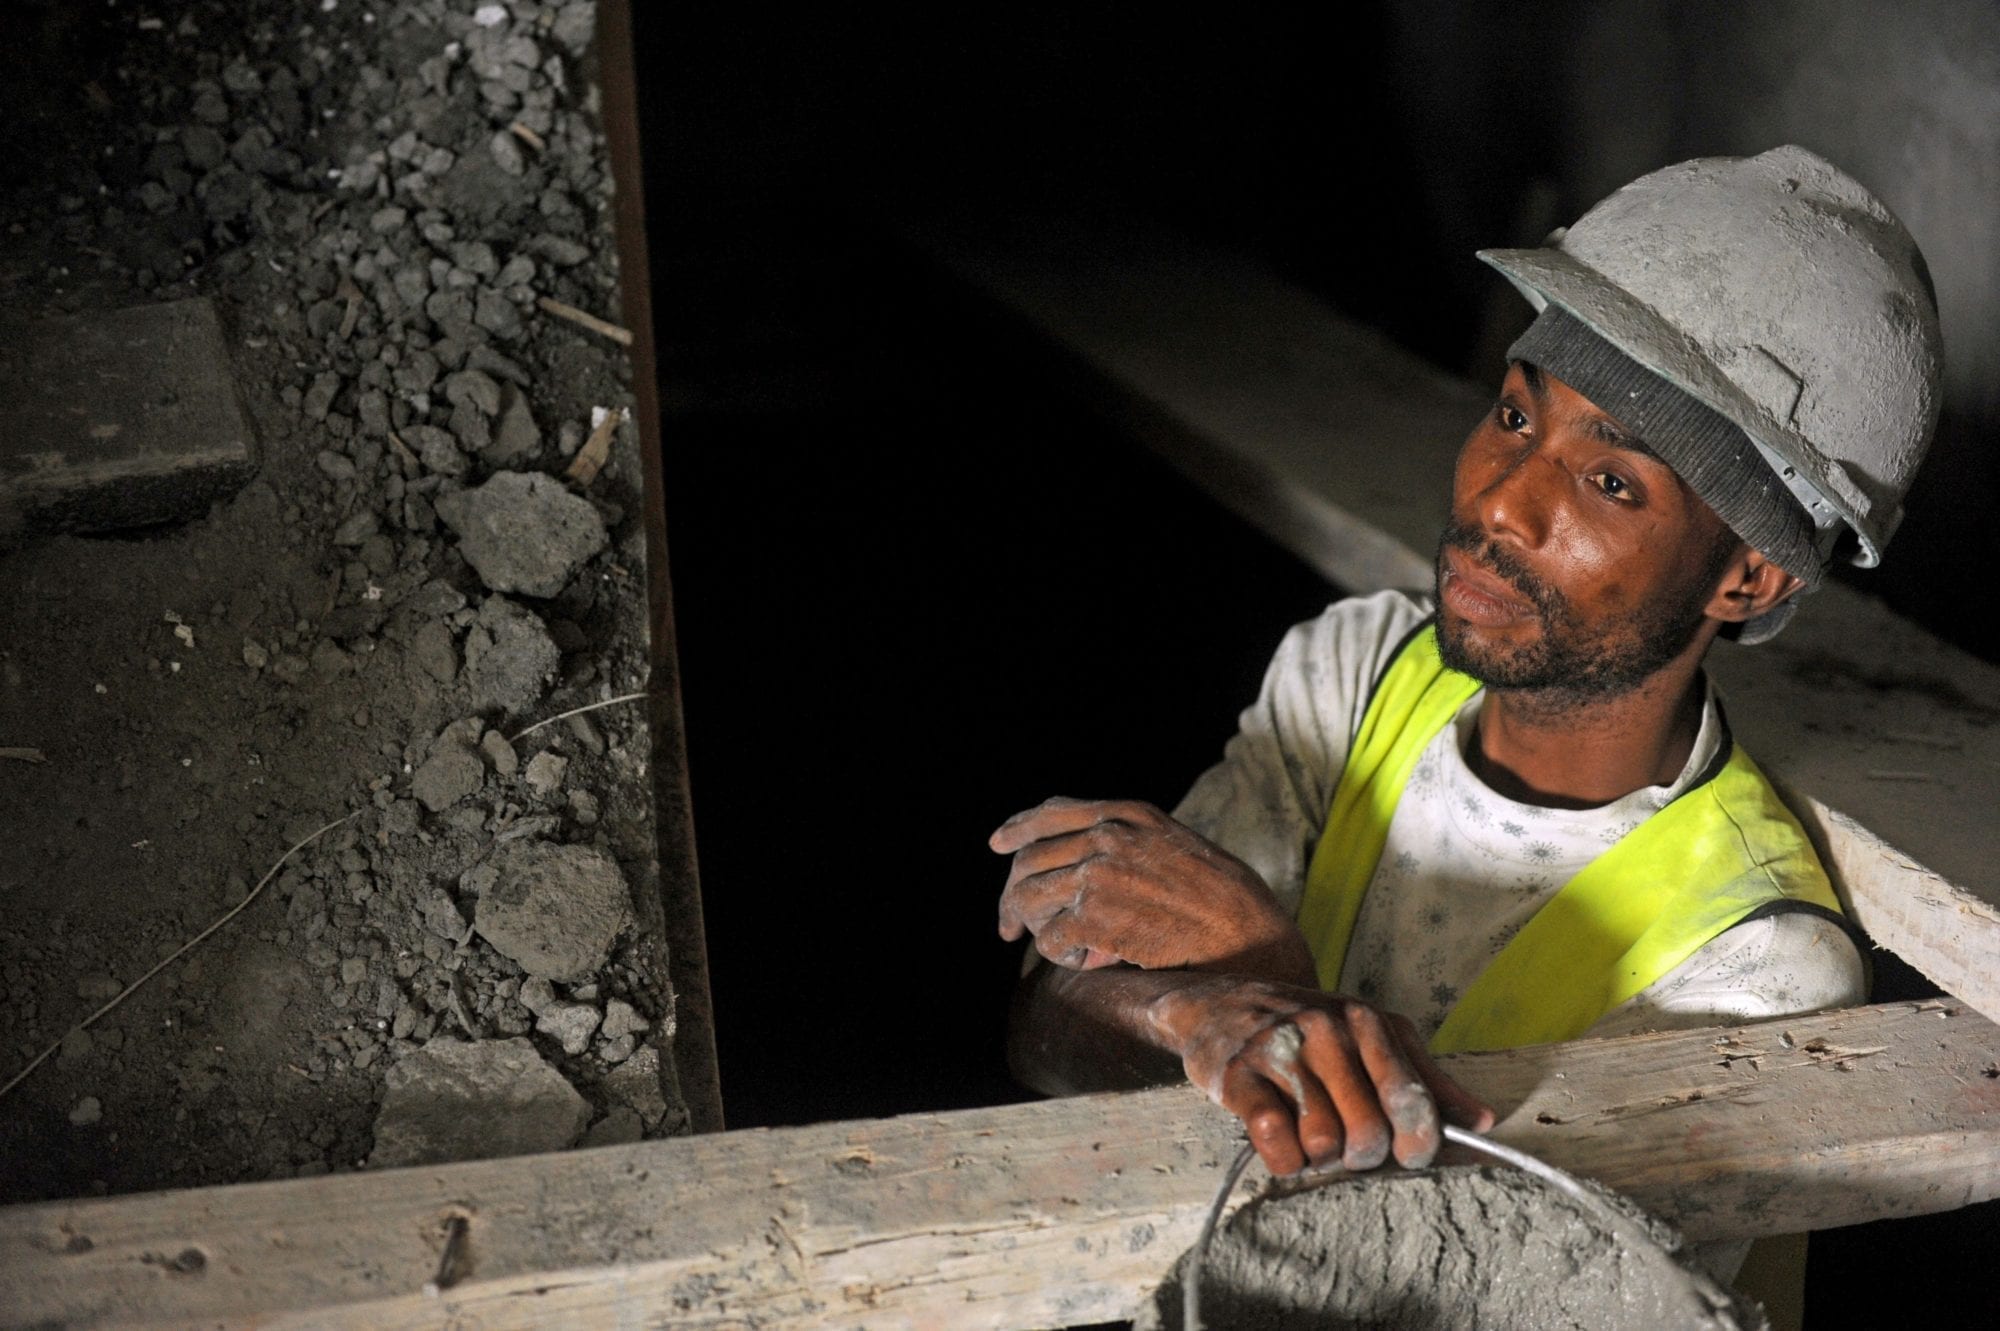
[1175,589,1866,1040]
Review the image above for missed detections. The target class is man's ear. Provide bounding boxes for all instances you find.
[1708,547,1804,626]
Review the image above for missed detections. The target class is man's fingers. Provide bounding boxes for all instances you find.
[1258,1024,1344,1167]
[996,826,1109,940]
[1040,944,1090,969]
[999,828,1100,896]
[1218,1062,1307,1177]
[1348,1005,1442,1168]
[996,860,1079,940]
[1296,1013,1392,1171]
[1029,910,1131,970]
[1008,875,1160,967]
[1237,1020,1346,1167]
[988,797,1107,854]
[994,825,1156,941]
[988,797,1165,854]
[1390,1013,1496,1133]
[1030,910,1085,966]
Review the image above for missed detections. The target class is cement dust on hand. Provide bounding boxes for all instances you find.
[1138,1165,1767,1331]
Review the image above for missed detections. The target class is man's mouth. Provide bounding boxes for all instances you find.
[1440,545,1536,627]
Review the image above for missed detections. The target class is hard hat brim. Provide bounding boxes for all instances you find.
[1477,245,1884,567]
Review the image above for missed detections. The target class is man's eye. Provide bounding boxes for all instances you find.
[1496,404,1529,432]
[1589,472,1637,502]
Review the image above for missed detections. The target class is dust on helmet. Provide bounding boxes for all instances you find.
[1478,145,1943,571]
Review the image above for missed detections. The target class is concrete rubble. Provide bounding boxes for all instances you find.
[468,839,631,982]
[0,0,689,1202]
[436,469,610,598]
[369,1036,590,1168]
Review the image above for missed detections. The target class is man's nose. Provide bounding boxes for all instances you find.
[1472,442,1554,549]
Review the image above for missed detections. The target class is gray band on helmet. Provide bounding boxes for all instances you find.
[1508,305,1824,594]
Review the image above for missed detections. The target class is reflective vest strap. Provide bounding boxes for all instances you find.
[1430,744,1841,1053]
[1296,623,1479,991]
[1297,622,1845,1056]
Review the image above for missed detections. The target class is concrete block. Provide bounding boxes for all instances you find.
[0,296,257,538]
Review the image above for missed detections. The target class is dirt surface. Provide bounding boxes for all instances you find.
[1138,1165,1766,1331]
[0,0,688,1203]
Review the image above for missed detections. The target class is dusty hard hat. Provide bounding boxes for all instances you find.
[1478,145,1943,572]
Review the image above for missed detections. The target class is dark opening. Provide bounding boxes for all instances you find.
[634,7,1996,1323]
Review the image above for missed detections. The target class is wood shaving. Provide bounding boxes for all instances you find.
[535,294,632,345]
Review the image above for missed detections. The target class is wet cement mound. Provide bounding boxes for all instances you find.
[1138,1165,1767,1331]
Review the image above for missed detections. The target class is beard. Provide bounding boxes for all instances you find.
[1433,519,1728,701]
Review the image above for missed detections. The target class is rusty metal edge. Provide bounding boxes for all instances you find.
[597,0,725,1133]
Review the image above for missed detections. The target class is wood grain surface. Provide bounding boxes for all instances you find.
[3,1002,1994,1329]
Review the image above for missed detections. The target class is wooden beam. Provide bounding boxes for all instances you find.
[1771,775,2000,1034]
[3,1002,1995,1329]
[907,213,2000,1022]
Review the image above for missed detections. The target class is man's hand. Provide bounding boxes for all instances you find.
[1148,976,1495,1176]
[992,797,1316,984]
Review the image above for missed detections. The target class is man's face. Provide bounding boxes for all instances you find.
[1434,362,1741,699]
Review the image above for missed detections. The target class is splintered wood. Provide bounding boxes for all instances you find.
[564,406,624,485]
[3,1002,1996,1329]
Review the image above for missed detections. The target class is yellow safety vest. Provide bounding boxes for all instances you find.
[1296,622,1845,1054]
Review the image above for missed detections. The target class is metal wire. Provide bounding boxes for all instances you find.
[1183,1141,1258,1331]
[1438,1124,1608,1213]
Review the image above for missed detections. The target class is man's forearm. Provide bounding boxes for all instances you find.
[1008,956,1495,1176]
[1005,927,1321,1098]
[1006,960,1192,1096]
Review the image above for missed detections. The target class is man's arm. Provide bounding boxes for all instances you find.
[1007,955,1494,1176]
[992,797,1319,981]
[1005,958,1189,1095]
[994,798,1492,1176]
[991,595,1449,1173]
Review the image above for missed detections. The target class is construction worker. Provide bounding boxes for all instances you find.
[993,147,1942,1196]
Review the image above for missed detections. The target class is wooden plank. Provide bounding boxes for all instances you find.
[0,297,257,538]
[1715,595,2000,1015]
[910,213,2000,1022]
[3,1001,1995,1329]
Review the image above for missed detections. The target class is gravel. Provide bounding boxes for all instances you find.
[0,0,688,1202]
[536,1000,602,1055]
[580,1105,644,1148]
[601,998,648,1040]
[524,750,569,799]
